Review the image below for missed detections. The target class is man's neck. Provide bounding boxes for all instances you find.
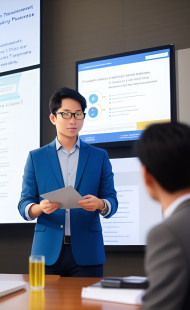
[159,188,190,213]
[57,135,78,153]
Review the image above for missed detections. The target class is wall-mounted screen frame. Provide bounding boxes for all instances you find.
[76,44,176,148]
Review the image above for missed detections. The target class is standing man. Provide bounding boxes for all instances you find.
[137,122,190,310]
[18,87,118,277]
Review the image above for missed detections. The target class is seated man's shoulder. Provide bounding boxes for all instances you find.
[147,205,190,257]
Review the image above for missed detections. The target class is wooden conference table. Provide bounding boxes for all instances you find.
[0,274,141,310]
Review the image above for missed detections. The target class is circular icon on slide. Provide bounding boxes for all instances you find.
[88,107,98,118]
[89,94,98,104]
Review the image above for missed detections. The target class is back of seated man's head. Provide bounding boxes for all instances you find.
[136,122,190,193]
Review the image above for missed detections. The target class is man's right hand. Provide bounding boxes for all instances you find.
[29,199,60,218]
[39,199,60,214]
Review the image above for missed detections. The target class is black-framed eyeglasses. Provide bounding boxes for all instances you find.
[54,111,86,120]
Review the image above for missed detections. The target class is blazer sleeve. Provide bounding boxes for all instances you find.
[98,151,118,218]
[142,224,189,310]
[18,151,39,220]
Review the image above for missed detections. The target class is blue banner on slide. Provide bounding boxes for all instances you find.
[80,130,143,144]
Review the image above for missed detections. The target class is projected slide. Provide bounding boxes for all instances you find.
[0,69,40,223]
[78,48,172,144]
[0,0,40,73]
[100,158,162,246]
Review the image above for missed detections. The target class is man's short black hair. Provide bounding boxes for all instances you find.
[49,87,87,114]
[136,122,190,193]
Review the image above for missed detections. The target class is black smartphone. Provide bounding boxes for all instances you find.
[101,276,149,289]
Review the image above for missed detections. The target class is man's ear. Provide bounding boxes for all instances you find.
[142,165,153,187]
[141,164,159,200]
[49,113,56,125]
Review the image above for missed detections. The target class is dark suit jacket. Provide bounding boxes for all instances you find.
[142,199,190,310]
[18,139,118,266]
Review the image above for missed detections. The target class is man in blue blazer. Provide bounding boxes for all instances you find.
[18,87,118,277]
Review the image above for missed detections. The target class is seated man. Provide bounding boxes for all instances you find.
[136,122,190,310]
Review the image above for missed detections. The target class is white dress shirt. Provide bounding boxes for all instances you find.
[163,193,190,220]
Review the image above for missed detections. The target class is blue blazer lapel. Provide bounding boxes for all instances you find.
[75,140,90,190]
[46,140,65,188]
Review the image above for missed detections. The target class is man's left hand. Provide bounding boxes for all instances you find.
[78,195,104,212]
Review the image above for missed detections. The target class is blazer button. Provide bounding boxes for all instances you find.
[60,225,63,229]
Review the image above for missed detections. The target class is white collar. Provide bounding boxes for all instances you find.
[163,193,190,219]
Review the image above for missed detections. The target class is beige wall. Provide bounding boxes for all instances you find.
[176,48,190,125]
[0,0,190,275]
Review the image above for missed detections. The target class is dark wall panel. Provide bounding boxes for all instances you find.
[123,0,190,51]
[41,0,125,145]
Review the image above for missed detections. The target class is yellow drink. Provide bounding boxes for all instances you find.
[29,256,45,290]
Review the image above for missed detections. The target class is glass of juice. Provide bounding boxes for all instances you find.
[29,255,45,290]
